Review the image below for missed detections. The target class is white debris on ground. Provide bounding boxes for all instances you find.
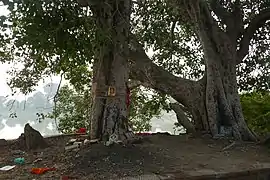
[64,136,99,151]
[0,165,16,171]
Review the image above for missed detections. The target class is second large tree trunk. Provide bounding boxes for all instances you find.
[89,0,131,143]
[129,1,258,141]
[189,56,257,141]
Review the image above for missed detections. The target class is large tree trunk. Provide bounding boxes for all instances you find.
[196,56,256,141]
[89,0,131,143]
[193,1,257,141]
[128,1,258,141]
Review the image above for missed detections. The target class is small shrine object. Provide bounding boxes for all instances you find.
[107,86,116,97]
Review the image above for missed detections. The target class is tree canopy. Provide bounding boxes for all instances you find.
[0,0,268,93]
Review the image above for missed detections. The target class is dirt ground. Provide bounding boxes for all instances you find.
[1,133,270,180]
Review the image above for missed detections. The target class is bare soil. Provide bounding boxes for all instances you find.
[1,133,270,180]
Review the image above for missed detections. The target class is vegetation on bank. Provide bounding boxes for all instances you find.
[241,91,270,136]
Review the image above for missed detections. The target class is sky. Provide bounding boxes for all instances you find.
[0,5,66,139]
[0,5,69,100]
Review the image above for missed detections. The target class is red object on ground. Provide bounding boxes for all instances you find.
[61,176,69,180]
[76,128,86,134]
[31,167,56,175]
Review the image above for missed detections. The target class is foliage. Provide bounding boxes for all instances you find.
[0,0,95,94]
[0,1,269,88]
[241,91,270,135]
[50,84,169,133]
[132,0,204,80]
[47,85,91,134]
[128,87,170,132]
[0,0,268,107]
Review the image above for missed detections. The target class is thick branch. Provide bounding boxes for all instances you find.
[170,103,196,134]
[237,8,270,63]
[210,0,244,45]
[128,80,149,89]
[232,0,244,35]
[210,0,231,25]
[128,36,198,106]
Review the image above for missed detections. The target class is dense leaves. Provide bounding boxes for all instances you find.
[47,85,91,133]
[0,0,95,94]
[132,0,204,80]
[0,0,269,92]
[241,91,270,135]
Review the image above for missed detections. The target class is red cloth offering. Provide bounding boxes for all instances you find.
[76,128,86,134]
[31,167,56,175]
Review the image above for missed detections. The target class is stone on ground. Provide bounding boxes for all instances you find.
[23,123,48,150]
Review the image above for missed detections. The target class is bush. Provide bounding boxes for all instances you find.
[241,91,270,135]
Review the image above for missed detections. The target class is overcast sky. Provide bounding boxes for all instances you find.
[0,5,63,101]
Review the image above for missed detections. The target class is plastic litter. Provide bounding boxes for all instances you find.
[31,167,56,175]
[14,157,25,165]
[0,165,15,171]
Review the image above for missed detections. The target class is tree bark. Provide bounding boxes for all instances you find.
[128,1,258,141]
[129,37,257,140]
[89,0,131,143]
[195,1,257,141]
[170,103,195,134]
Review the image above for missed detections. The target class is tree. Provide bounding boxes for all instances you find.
[87,0,132,142]
[129,0,270,141]
[0,0,270,141]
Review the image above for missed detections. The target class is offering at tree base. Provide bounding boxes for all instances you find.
[76,128,86,134]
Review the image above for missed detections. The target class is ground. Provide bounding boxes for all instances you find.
[1,133,270,180]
